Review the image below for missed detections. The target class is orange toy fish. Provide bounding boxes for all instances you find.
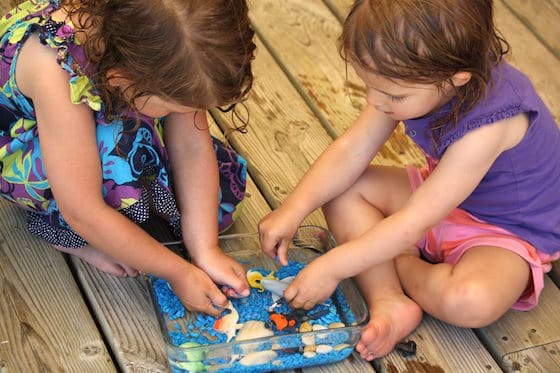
[268,313,296,331]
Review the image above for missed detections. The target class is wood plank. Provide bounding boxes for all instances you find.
[249,0,425,168]
[0,0,16,12]
[375,315,500,372]
[550,261,560,287]
[502,341,560,372]
[494,0,560,123]
[499,0,560,59]
[476,276,560,371]
[0,202,115,372]
[211,40,334,225]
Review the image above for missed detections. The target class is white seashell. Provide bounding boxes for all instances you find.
[334,343,351,351]
[303,351,317,358]
[316,344,333,354]
[239,350,278,366]
[304,345,316,353]
[301,333,315,346]
[312,323,330,342]
[236,320,274,341]
[235,320,274,353]
[312,324,327,331]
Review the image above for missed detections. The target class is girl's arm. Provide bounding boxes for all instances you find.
[164,112,249,297]
[18,35,227,316]
[259,104,399,263]
[164,112,220,262]
[285,112,529,306]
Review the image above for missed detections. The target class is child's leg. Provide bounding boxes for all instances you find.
[323,165,422,361]
[53,244,139,277]
[396,245,530,327]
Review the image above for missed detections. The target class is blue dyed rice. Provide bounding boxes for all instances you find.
[153,261,357,372]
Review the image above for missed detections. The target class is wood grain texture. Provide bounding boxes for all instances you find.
[374,315,501,372]
[500,0,560,58]
[550,261,560,287]
[249,0,426,168]
[494,0,560,123]
[477,277,560,371]
[211,36,333,227]
[0,202,115,372]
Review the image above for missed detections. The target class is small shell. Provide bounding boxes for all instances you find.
[304,345,316,353]
[334,343,351,351]
[239,350,278,366]
[299,321,313,333]
[328,322,345,329]
[236,320,274,341]
[312,324,327,331]
[303,351,317,358]
[301,333,315,346]
[312,324,329,342]
[316,344,333,354]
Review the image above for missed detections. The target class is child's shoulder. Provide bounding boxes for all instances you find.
[16,33,66,99]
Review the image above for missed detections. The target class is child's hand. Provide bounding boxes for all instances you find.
[168,263,229,318]
[192,248,250,298]
[258,207,302,266]
[282,256,340,310]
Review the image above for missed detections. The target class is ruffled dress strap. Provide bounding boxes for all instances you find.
[36,11,104,115]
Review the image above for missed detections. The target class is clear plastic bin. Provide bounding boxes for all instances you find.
[147,226,369,372]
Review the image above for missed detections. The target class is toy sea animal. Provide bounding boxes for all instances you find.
[213,301,242,342]
[267,312,297,331]
[246,269,295,302]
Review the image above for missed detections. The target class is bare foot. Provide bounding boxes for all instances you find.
[355,294,423,361]
[53,244,139,277]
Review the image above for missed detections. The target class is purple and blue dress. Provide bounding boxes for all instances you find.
[0,0,247,247]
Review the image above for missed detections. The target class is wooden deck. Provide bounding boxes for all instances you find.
[1,0,559,372]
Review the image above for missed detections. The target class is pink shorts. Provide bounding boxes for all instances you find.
[407,166,560,311]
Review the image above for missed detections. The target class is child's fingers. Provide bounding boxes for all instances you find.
[207,290,228,316]
[276,239,290,266]
[283,282,297,304]
[227,273,250,297]
[259,234,280,259]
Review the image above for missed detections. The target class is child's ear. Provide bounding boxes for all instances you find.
[106,68,131,88]
[451,71,472,87]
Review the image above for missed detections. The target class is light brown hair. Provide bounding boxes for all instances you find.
[62,0,256,130]
[341,0,509,143]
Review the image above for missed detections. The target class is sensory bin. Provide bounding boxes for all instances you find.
[147,226,369,373]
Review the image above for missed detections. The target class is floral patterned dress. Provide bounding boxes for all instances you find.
[0,0,247,247]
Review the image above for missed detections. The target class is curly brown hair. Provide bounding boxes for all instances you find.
[341,0,509,145]
[61,0,255,129]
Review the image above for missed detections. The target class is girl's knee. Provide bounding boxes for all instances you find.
[440,279,507,327]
